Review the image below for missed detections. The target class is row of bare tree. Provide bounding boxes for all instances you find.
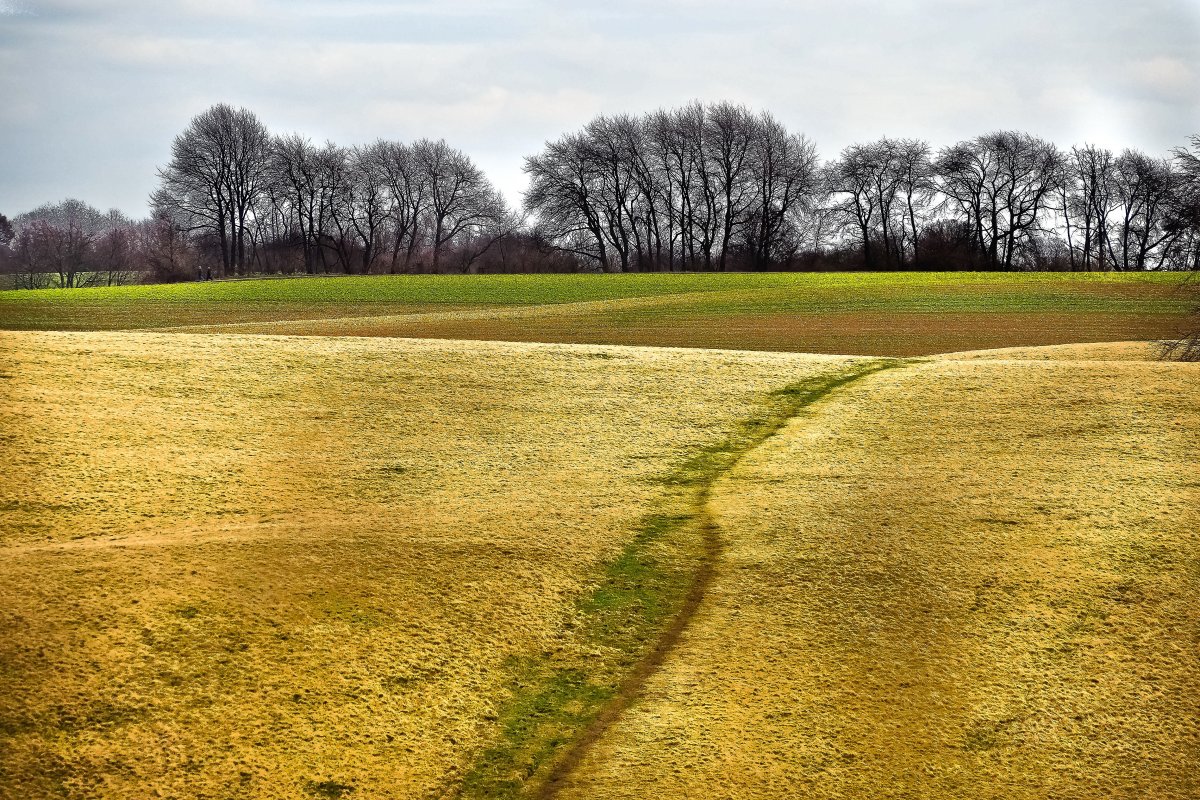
[149,104,515,279]
[527,104,821,272]
[525,103,1200,272]
[3,102,1200,286]
[0,201,191,289]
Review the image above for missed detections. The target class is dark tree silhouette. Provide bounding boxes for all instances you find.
[152,104,272,277]
[1160,135,1200,360]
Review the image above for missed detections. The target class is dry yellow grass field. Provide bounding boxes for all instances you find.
[0,330,854,799]
[560,347,1200,799]
[3,317,1197,799]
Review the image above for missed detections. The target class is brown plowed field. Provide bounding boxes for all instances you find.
[199,309,1191,356]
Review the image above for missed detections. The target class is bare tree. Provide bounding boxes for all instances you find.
[415,139,507,273]
[338,144,390,274]
[0,214,13,285]
[12,199,114,288]
[369,140,430,272]
[152,104,271,277]
[139,213,194,282]
[270,134,327,274]
[703,103,758,271]
[94,211,137,286]
[828,144,883,268]
[741,115,820,269]
[647,103,708,270]
[1060,144,1116,270]
[828,138,932,269]
[937,132,1064,270]
[1169,135,1200,271]
[524,132,614,270]
[1109,150,1180,271]
[1160,135,1200,360]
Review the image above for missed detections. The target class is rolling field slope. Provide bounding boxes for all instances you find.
[1,272,1197,798]
[0,330,852,798]
[0,272,1193,356]
[560,346,1200,799]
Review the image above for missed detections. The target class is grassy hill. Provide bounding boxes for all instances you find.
[1,271,1197,798]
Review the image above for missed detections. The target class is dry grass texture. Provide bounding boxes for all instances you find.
[561,349,1200,799]
[941,340,1165,361]
[0,331,848,799]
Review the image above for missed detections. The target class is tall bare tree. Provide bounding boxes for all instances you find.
[1060,144,1116,270]
[1110,150,1180,271]
[152,104,271,277]
[741,115,820,269]
[412,139,506,272]
[1160,135,1200,360]
[937,132,1064,270]
[367,140,429,272]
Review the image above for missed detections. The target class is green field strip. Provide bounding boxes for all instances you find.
[453,358,904,799]
[0,272,1191,332]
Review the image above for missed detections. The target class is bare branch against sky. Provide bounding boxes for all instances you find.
[1,0,1197,216]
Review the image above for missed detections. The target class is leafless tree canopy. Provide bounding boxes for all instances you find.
[826,138,936,270]
[151,104,272,278]
[524,103,821,272]
[146,106,513,279]
[1158,135,1200,360]
[525,107,1200,273]
[4,200,139,289]
[4,103,1200,288]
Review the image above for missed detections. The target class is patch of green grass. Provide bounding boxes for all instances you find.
[455,359,903,799]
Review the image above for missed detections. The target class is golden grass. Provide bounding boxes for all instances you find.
[560,346,1200,799]
[0,331,849,798]
[941,340,1164,361]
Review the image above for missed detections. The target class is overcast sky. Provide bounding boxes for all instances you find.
[1,0,1198,218]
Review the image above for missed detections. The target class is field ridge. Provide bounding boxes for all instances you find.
[457,358,903,800]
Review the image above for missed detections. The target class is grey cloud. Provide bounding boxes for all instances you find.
[1,0,1197,216]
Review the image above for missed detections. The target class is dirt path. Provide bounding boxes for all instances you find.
[533,360,904,799]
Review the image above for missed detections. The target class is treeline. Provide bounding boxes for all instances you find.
[3,102,1200,287]
[150,105,532,279]
[0,201,189,289]
[527,103,1200,272]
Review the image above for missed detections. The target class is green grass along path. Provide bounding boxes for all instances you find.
[454,359,904,799]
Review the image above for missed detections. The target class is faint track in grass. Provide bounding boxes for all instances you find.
[526,358,907,800]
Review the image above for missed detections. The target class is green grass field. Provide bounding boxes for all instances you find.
[0,271,1194,356]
